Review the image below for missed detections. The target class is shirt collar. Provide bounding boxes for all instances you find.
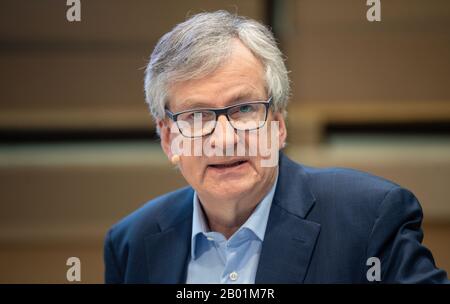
[190,169,279,260]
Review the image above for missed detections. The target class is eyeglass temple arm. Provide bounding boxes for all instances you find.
[165,109,175,121]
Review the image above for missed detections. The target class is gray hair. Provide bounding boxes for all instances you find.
[144,10,290,122]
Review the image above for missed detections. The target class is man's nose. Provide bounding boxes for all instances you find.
[209,114,238,149]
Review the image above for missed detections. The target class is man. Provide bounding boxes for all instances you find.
[104,11,448,283]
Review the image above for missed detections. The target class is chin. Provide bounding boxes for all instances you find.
[207,179,255,199]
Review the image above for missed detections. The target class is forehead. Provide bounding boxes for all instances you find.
[168,40,266,111]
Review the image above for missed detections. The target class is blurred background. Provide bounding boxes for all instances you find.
[0,0,449,283]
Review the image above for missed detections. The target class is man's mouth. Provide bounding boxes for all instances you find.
[208,160,248,170]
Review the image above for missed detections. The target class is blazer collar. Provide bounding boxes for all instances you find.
[144,188,194,283]
[255,152,321,283]
[272,152,316,218]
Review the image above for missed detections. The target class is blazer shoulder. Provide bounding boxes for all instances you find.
[305,165,399,189]
[302,164,402,211]
[106,186,193,243]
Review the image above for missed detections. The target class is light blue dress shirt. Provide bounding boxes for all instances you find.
[186,173,278,284]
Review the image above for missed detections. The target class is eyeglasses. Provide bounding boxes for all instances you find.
[165,97,272,138]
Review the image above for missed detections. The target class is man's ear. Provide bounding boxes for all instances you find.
[158,119,174,160]
[272,112,287,149]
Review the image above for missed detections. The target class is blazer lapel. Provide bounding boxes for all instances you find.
[255,153,321,283]
[144,189,194,283]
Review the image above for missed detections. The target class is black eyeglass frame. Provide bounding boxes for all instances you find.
[165,96,273,138]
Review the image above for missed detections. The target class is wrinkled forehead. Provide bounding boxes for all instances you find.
[166,40,267,112]
[168,84,268,112]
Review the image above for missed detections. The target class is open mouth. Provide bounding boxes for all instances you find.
[208,160,248,169]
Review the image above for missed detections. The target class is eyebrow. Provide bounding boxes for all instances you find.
[177,91,264,111]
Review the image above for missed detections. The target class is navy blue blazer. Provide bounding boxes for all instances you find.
[104,153,448,283]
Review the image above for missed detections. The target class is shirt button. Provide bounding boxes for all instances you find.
[229,271,238,281]
[206,237,214,241]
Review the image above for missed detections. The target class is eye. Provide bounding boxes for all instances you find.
[239,105,254,113]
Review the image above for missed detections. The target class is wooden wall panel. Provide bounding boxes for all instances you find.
[0,0,266,129]
[279,0,450,105]
[0,0,266,43]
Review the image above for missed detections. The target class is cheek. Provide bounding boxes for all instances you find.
[246,126,276,157]
[237,131,269,157]
[179,157,204,185]
[250,160,266,177]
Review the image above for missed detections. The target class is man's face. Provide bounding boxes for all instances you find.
[159,39,287,202]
